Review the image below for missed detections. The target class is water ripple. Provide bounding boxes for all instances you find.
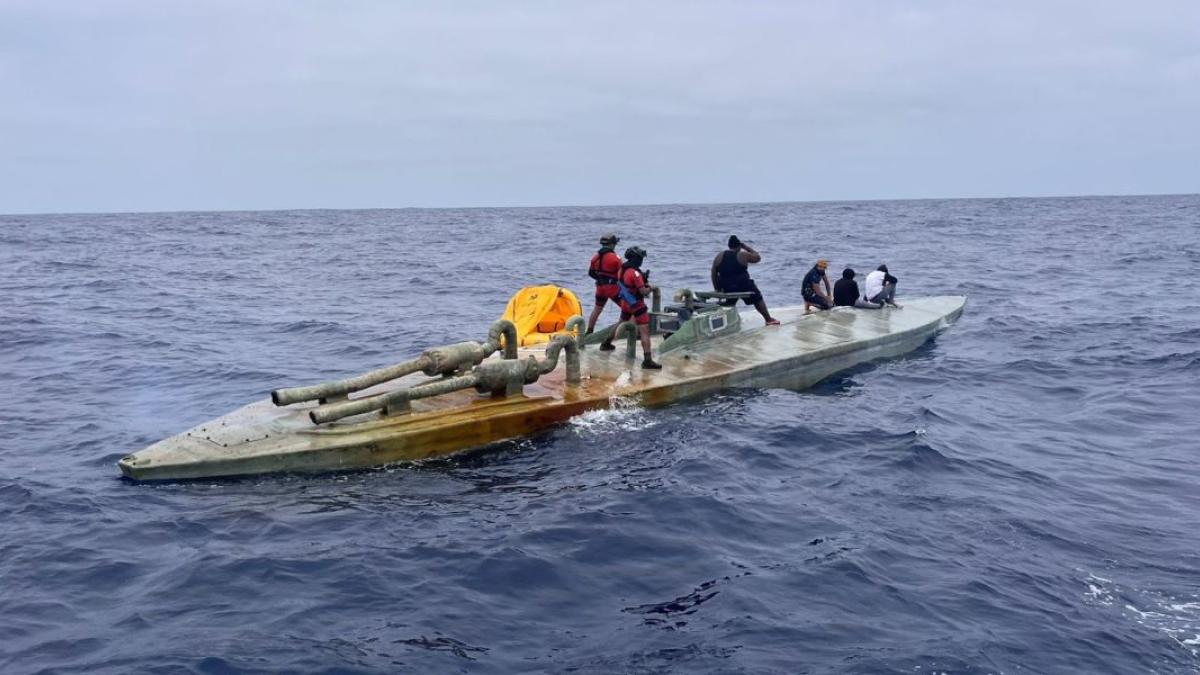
[2,195,1200,673]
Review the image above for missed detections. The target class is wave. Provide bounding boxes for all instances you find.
[5,196,1200,674]
[275,319,348,335]
[568,395,657,434]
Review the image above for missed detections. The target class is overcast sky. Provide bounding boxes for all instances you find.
[1,1,1197,214]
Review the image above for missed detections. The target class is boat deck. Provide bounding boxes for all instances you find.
[118,296,965,480]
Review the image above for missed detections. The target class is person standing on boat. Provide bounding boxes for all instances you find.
[599,246,662,369]
[586,233,624,334]
[863,264,901,308]
[802,259,833,312]
[711,235,780,326]
[833,268,882,309]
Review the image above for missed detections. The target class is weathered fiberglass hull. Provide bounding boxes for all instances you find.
[118,296,966,481]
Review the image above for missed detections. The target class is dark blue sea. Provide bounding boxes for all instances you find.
[2,195,1199,674]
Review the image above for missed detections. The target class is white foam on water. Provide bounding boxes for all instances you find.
[1083,572,1116,606]
[568,395,657,435]
[1080,569,1200,659]
[1123,599,1200,656]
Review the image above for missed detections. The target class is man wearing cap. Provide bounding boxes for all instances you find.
[802,259,833,312]
[586,233,623,334]
[711,235,780,326]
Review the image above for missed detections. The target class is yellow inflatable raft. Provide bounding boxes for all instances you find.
[501,285,583,346]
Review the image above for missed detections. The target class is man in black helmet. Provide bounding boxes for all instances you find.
[711,235,779,326]
[599,246,662,369]
[586,233,623,334]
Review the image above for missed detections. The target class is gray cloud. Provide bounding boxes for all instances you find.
[1,1,1197,213]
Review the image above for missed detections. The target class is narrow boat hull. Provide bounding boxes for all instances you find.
[118,296,965,481]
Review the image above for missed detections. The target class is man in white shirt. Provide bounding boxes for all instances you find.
[863,264,901,308]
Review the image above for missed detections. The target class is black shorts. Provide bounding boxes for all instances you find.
[803,289,832,309]
[718,280,762,306]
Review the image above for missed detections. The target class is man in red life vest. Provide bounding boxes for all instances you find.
[586,233,623,335]
[599,246,662,369]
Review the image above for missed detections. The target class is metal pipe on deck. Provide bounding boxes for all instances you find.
[382,373,486,416]
[472,357,541,396]
[613,321,639,359]
[309,353,542,424]
[538,334,581,384]
[487,319,518,359]
[564,315,585,350]
[310,373,480,424]
[274,342,483,406]
[421,342,489,376]
[273,320,519,407]
[272,356,430,406]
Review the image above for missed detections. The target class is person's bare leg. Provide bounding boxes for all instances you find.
[753,299,775,323]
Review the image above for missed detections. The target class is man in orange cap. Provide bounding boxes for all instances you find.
[801,258,833,312]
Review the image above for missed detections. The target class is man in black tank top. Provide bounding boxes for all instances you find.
[711,236,779,326]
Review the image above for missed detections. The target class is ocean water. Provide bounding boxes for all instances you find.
[2,195,1199,674]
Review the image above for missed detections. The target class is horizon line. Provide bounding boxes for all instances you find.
[2,190,1196,219]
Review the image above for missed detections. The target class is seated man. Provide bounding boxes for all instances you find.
[801,259,833,312]
[833,268,882,308]
[863,264,901,307]
[711,235,779,326]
